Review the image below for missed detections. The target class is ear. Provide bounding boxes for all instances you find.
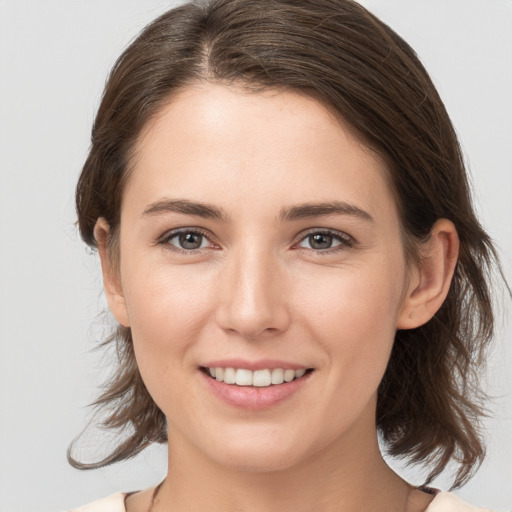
[94,218,131,327]
[397,219,459,330]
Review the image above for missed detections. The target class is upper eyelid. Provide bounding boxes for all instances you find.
[292,229,355,255]
[295,228,353,242]
[160,227,213,241]
[157,226,353,249]
[157,227,218,251]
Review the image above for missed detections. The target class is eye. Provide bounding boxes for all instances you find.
[160,229,214,252]
[297,230,353,252]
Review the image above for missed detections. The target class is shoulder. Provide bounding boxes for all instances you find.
[426,492,494,512]
[69,492,127,512]
[69,486,157,512]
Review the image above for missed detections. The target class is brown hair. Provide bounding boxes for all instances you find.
[71,0,503,488]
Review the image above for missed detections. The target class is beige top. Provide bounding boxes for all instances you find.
[70,490,494,512]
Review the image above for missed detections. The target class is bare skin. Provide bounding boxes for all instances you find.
[125,477,435,512]
[98,84,458,512]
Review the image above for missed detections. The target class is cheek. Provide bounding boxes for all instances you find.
[124,270,214,343]
[118,250,216,386]
[295,258,405,390]
[121,274,216,425]
[298,258,404,334]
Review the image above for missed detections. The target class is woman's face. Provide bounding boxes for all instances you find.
[105,83,417,472]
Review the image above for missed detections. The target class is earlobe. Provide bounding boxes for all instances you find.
[94,218,131,327]
[396,219,459,330]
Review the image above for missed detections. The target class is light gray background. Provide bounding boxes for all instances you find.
[0,1,511,511]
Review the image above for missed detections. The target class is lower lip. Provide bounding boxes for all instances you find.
[201,370,313,411]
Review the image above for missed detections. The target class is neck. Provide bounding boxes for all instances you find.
[154,413,412,512]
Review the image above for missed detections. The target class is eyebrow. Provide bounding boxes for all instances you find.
[142,199,230,222]
[141,198,373,224]
[279,201,374,223]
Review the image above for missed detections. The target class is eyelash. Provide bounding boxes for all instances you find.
[158,228,216,255]
[295,229,354,255]
[158,228,354,255]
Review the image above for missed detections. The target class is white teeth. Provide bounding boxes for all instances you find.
[271,368,284,385]
[223,367,236,384]
[284,369,295,382]
[253,369,272,387]
[235,368,253,386]
[206,367,309,387]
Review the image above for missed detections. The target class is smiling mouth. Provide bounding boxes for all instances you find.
[200,367,314,387]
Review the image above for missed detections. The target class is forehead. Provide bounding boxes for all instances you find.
[125,83,397,223]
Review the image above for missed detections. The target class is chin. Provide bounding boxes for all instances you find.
[202,430,316,474]
[220,449,304,474]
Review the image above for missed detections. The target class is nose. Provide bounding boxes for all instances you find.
[215,246,291,339]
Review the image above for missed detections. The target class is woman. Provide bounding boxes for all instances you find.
[69,0,505,510]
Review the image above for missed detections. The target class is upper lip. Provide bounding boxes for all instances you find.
[201,359,310,371]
